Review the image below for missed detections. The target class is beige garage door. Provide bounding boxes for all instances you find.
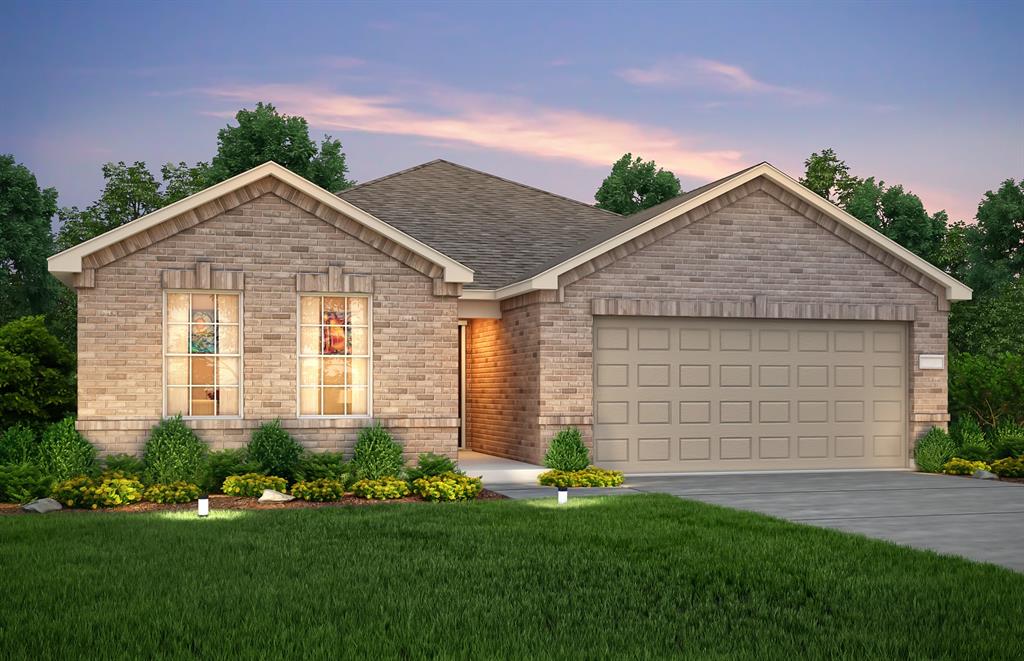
[593,317,908,472]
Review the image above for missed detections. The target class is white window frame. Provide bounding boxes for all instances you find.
[162,290,244,419]
[296,294,373,419]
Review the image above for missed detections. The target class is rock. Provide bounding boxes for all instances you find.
[258,489,295,503]
[22,498,62,513]
[973,469,999,480]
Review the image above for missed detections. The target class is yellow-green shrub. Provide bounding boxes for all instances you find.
[941,458,990,475]
[51,475,144,508]
[222,473,287,497]
[290,478,346,502]
[144,482,201,504]
[990,456,1024,478]
[411,472,482,501]
[538,467,625,488]
[352,476,410,500]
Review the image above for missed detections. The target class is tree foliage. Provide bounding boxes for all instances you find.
[799,148,859,207]
[0,155,57,325]
[595,153,682,215]
[965,179,1024,294]
[0,316,76,429]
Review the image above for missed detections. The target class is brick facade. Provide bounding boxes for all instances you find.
[75,190,460,457]
[465,179,949,465]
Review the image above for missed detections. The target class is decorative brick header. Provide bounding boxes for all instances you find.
[296,265,374,293]
[591,296,916,321]
[161,263,245,290]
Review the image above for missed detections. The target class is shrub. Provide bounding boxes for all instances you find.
[990,456,1024,478]
[143,482,201,504]
[941,458,990,475]
[0,463,53,503]
[248,420,303,480]
[914,427,956,473]
[543,427,590,472]
[948,353,1024,429]
[38,417,96,481]
[411,472,482,502]
[0,315,77,430]
[991,422,1024,459]
[290,478,347,502]
[351,422,404,480]
[950,417,992,461]
[0,424,39,465]
[143,416,208,484]
[538,467,625,488]
[352,476,410,500]
[103,454,146,480]
[222,473,287,498]
[405,452,461,482]
[203,448,260,493]
[51,474,144,508]
[294,451,349,482]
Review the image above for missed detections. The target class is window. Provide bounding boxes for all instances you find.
[165,292,241,417]
[298,295,370,416]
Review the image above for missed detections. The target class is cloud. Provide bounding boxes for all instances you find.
[196,83,746,179]
[618,57,827,104]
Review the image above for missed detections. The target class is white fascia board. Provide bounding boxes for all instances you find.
[489,163,971,302]
[47,162,474,285]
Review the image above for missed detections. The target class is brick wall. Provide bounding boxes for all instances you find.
[76,191,459,458]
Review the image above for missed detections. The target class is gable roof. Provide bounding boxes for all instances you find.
[337,160,623,289]
[46,162,475,286]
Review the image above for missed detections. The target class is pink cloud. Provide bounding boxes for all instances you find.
[197,83,746,180]
[618,57,827,105]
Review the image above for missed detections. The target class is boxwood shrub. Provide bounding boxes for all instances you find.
[222,473,287,498]
[38,418,96,481]
[538,467,625,488]
[914,427,956,473]
[543,427,590,472]
[352,476,410,500]
[411,472,482,501]
[290,478,346,502]
[143,416,208,484]
[143,482,201,504]
[294,451,349,483]
[248,420,303,480]
[405,452,460,482]
[203,448,260,494]
[351,422,404,480]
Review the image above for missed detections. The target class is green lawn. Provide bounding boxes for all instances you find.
[2,495,1021,659]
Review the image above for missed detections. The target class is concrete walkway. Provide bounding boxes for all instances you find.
[470,454,1024,572]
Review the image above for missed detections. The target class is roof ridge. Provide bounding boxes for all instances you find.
[431,159,624,219]
[334,159,446,195]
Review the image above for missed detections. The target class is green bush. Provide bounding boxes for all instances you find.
[0,316,77,430]
[543,427,590,472]
[290,478,347,502]
[351,422,404,480]
[351,476,410,500]
[0,424,39,465]
[411,472,482,502]
[538,467,625,488]
[248,420,303,480]
[990,456,1024,478]
[143,416,208,484]
[38,417,96,481]
[950,417,992,460]
[941,458,990,476]
[949,353,1024,429]
[143,482,201,504]
[294,451,349,482]
[405,452,461,482]
[222,473,287,498]
[0,463,53,503]
[51,474,144,508]
[203,448,260,493]
[991,422,1024,459]
[103,454,146,480]
[914,427,956,473]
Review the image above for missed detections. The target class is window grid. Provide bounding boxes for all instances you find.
[298,295,371,417]
[165,292,241,417]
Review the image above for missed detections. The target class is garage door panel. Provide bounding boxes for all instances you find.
[594,317,908,472]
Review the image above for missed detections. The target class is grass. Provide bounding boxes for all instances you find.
[2,494,1022,659]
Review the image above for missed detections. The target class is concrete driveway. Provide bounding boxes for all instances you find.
[492,471,1024,571]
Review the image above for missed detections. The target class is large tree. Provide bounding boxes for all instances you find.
[0,155,57,325]
[966,179,1024,294]
[595,153,682,215]
[207,102,354,192]
[799,148,859,207]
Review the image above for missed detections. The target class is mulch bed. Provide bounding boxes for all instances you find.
[0,489,507,516]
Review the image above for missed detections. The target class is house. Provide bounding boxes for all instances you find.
[48,160,971,472]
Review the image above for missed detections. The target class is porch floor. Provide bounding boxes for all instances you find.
[457,450,545,484]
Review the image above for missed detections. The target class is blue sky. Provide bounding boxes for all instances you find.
[2,0,1021,223]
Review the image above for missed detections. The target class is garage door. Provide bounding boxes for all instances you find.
[593,317,908,472]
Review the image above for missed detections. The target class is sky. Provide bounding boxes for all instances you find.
[2,0,1022,224]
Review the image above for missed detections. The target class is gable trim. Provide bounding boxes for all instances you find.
[47,162,474,286]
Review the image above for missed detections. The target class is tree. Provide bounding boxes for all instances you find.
[967,179,1024,294]
[800,148,859,207]
[161,161,212,204]
[595,153,682,215]
[207,102,353,191]
[0,316,76,429]
[0,155,57,326]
